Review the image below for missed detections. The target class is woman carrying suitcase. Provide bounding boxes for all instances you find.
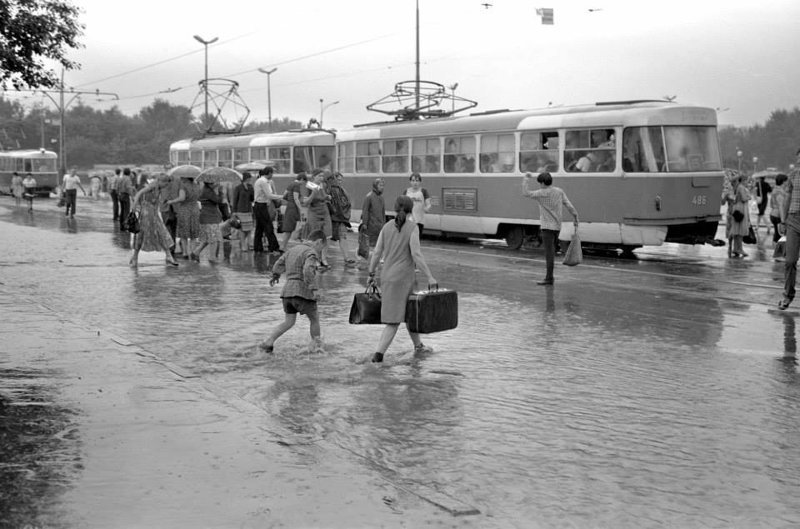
[366,195,437,363]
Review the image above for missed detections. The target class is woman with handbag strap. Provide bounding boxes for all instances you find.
[366,195,437,363]
[129,174,179,268]
[727,172,752,258]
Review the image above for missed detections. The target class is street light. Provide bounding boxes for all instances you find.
[258,67,277,131]
[752,156,759,175]
[319,99,339,128]
[193,34,219,123]
[448,82,459,113]
[736,149,743,174]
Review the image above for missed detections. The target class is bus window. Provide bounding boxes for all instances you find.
[663,126,722,172]
[356,141,380,173]
[565,128,615,172]
[520,131,559,173]
[314,146,334,172]
[382,139,409,173]
[338,142,355,173]
[622,127,665,172]
[412,138,441,174]
[269,147,291,174]
[443,136,475,173]
[480,133,515,173]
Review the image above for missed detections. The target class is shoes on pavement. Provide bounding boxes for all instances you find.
[344,259,358,267]
[536,279,554,285]
[779,297,792,310]
[371,352,384,363]
[259,341,274,353]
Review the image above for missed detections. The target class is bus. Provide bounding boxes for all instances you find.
[336,100,724,251]
[168,129,335,192]
[0,149,59,196]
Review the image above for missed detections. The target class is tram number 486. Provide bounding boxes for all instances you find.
[691,195,708,205]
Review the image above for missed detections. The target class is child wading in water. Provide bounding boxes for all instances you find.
[259,229,326,353]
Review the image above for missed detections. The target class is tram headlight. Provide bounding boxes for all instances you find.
[655,195,662,211]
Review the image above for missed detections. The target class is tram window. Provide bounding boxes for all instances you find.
[355,141,380,173]
[663,126,722,172]
[269,147,292,174]
[250,147,266,162]
[293,146,313,174]
[315,147,334,172]
[218,150,233,168]
[480,133,515,173]
[622,127,666,172]
[519,131,559,173]
[382,140,409,173]
[443,136,475,173]
[190,150,203,166]
[565,128,616,172]
[338,142,355,173]
[178,151,190,164]
[412,138,441,173]
[234,149,247,166]
[203,150,217,168]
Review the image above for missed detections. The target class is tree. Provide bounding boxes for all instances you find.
[0,0,84,89]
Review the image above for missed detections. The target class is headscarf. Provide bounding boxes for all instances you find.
[372,178,385,195]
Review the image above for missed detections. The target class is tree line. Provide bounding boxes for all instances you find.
[2,96,800,173]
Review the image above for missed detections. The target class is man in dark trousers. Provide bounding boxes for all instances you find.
[253,166,282,254]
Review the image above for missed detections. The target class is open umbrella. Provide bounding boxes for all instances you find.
[753,169,780,180]
[197,166,243,185]
[168,165,202,180]
[234,160,275,172]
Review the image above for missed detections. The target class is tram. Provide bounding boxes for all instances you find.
[337,100,724,250]
[168,129,335,192]
[169,101,724,251]
[0,149,59,196]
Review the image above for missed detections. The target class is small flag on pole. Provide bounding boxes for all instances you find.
[536,7,554,25]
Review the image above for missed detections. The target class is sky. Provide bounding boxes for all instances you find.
[7,0,800,131]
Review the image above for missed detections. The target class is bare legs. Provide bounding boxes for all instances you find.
[259,312,321,352]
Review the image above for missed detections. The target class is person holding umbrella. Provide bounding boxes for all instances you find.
[193,181,224,262]
[231,171,255,251]
[129,174,179,268]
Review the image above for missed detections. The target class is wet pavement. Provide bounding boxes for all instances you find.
[1,195,800,528]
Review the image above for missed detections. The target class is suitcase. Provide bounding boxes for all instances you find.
[405,287,458,334]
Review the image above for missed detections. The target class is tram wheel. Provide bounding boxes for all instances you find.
[504,226,525,250]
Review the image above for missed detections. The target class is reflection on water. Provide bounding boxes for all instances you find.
[0,368,81,528]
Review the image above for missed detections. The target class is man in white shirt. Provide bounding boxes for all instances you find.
[62,168,86,218]
[107,168,121,221]
[253,166,283,254]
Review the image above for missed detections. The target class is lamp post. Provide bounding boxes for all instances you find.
[448,82,458,114]
[736,149,743,174]
[258,67,277,131]
[193,34,218,123]
[752,156,759,175]
[319,99,339,128]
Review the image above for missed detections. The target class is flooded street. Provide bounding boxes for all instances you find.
[2,195,800,528]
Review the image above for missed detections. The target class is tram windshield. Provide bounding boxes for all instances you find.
[622,126,721,172]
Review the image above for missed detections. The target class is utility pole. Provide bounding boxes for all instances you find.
[27,69,119,176]
[194,35,219,126]
[258,67,277,131]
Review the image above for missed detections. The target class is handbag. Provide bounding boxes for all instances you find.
[732,208,745,223]
[126,211,141,234]
[348,284,382,324]
[562,230,582,266]
[743,225,757,245]
[57,194,66,208]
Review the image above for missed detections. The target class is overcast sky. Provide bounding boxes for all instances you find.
[9,0,800,130]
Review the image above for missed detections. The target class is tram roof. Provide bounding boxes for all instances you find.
[0,149,57,158]
[338,101,717,140]
[169,130,335,150]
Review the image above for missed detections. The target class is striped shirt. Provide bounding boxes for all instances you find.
[523,184,579,231]
[785,169,800,218]
[272,242,320,300]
